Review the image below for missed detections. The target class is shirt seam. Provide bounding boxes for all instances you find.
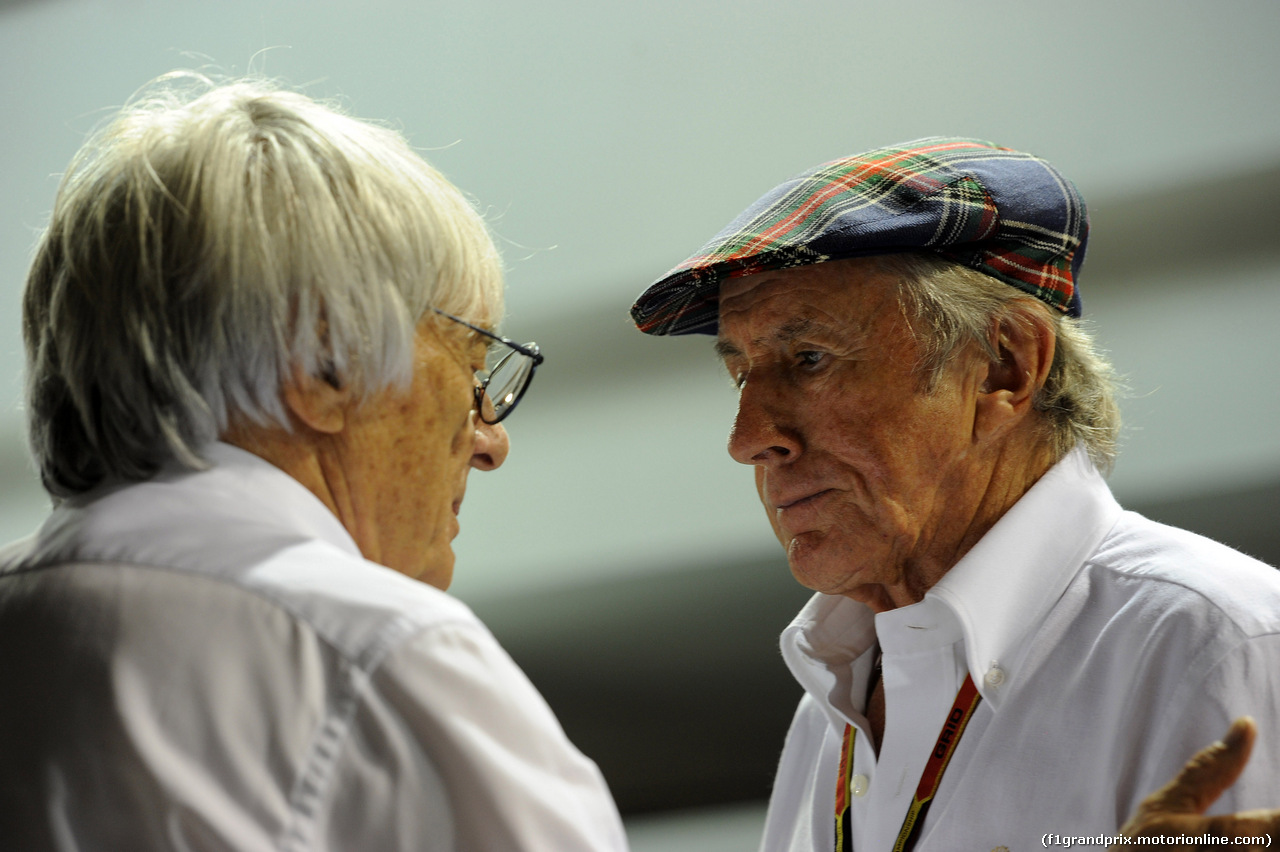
[0,557,475,852]
[278,611,428,852]
[1087,553,1280,639]
[1139,627,1280,815]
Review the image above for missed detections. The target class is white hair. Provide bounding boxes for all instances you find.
[872,253,1122,472]
[24,73,504,497]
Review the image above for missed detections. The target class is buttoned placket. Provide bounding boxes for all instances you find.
[846,597,968,852]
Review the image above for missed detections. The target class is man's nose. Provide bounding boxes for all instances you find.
[726,378,801,467]
[471,418,510,471]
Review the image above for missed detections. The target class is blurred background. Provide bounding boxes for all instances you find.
[2,1,1278,848]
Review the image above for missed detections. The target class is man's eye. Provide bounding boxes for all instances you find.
[720,359,747,389]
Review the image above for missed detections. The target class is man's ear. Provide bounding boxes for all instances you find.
[974,308,1056,441]
[282,363,352,435]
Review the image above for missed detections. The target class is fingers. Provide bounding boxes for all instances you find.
[1113,717,1278,852]
[1139,717,1257,818]
[1195,809,1280,837]
[1121,811,1280,851]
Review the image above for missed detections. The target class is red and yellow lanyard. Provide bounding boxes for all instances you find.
[834,673,982,852]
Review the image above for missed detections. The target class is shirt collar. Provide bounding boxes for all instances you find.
[926,447,1122,708]
[11,442,362,575]
[779,591,879,729]
[779,448,1123,719]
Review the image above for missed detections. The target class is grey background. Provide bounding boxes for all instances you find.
[3,1,1278,847]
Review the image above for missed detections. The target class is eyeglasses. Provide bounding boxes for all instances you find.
[431,308,544,424]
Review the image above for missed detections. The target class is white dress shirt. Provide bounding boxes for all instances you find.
[0,443,628,852]
[760,449,1280,852]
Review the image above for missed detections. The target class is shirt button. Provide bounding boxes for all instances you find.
[984,664,1005,687]
[851,774,870,797]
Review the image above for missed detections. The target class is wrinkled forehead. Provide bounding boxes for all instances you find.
[716,259,895,351]
[718,264,837,323]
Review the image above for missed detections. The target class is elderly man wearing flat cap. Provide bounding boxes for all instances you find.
[632,138,1280,851]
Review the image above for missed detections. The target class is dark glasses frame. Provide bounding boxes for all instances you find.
[431,308,544,424]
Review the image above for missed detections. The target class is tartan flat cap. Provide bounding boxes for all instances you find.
[631,137,1088,336]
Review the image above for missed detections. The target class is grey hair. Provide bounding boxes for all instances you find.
[24,72,503,498]
[870,253,1121,473]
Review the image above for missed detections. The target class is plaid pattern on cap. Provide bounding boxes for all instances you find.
[631,137,1088,336]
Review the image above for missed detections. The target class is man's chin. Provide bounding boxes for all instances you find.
[784,537,844,594]
[410,545,456,591]
[784,537,892,608]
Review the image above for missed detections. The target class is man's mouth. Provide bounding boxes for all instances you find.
[773,488,834,511]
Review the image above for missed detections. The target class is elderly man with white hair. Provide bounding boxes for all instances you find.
[0,75,626,851]
[632,138,1280,851]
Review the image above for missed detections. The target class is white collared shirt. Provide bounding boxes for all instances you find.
[0,444,628,851]
[761,449,1280,851]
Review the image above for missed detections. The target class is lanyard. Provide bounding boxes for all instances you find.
[834,673,983,852]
